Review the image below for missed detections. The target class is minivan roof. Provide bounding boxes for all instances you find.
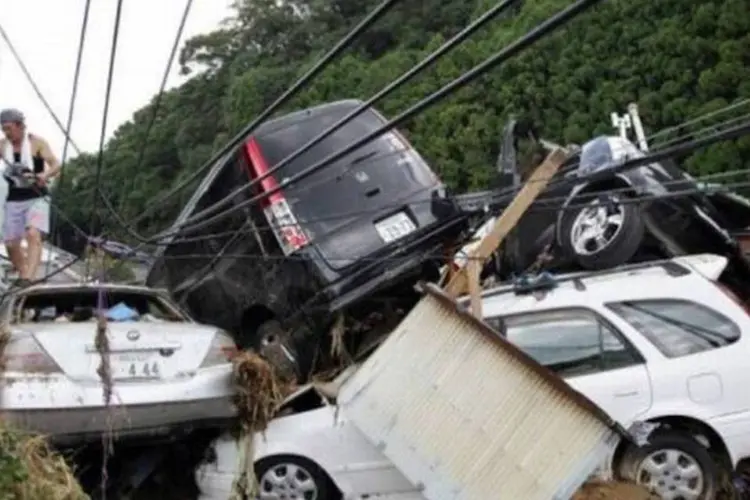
[255,99,365,137]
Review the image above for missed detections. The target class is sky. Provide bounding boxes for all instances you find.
[0,0,234,160]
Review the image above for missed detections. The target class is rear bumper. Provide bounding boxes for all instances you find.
[319,214,468,312]
[1,365,236,444]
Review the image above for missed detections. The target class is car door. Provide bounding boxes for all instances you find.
[492,307,653,426]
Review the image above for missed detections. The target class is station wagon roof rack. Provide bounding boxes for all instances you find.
[474,257,694,301]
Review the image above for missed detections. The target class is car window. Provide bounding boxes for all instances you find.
[490,308,640,377]
[607,299,740,358]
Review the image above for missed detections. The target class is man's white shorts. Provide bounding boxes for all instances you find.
[4,197,50,242]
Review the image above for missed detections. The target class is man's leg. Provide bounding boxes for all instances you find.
[25,197,49,281]
[4,201,27,279]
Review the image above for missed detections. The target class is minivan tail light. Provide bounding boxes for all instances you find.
[4,335,62,374]
[244,138,310,255]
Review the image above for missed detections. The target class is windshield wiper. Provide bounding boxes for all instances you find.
[623,303,731,347]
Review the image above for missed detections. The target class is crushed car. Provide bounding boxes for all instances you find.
[147,99,468,379]
[0,281,237,445]
[493,121,750,299]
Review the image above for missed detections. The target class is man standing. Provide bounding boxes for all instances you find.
[0,109,61,286]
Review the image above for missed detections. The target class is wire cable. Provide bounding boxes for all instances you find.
[647,97,750,142]
[48,0,92,274]
[100,0,194,225]
[146,0,606,242]
[121,0,404,232]
[88,0,125,235]
[0,23,83,155]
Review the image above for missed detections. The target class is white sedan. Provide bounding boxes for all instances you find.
[1,282,237,444]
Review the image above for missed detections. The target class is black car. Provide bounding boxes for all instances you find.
[147,99,467,377]
[495,130,750,298]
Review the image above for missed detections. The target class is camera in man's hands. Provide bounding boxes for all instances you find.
[4,162,34,188]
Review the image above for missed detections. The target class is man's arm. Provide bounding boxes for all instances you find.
[34,136,61,181]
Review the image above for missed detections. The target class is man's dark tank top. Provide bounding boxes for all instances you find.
[5,151,47,201]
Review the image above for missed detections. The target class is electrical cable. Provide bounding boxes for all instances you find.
[647,97,750,142]
[48,0,92,276]
[650,111,750,151]
[0,23,83,155]
[88,0,125,235]
[120,0,404,232]
[99,0,194,226]
[146,0,607,242]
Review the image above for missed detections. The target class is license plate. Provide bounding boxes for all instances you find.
[375,212,417,244]
[113,353,161,380]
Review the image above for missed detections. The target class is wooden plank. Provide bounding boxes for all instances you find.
[445,148,568,299]
[467,259,482,317]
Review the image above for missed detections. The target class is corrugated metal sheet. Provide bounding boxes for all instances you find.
[338,283,625,500]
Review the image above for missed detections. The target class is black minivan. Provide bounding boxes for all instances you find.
[147,99,467,376]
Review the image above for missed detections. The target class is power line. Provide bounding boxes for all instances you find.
[647,97,750,142]
[50,0,92,267]
[102,0,194,223]
[0,22,83,155]
[88,0,125,234]
[121,0,405,233]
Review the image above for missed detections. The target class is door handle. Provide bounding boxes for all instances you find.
[614,390,639,398]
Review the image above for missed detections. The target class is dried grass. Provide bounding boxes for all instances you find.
[231,351,291,434]
[0,424,88,500]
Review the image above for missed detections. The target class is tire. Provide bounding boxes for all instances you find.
[254,455,340,500]
[558,193,645,270]
[616,431,721,500]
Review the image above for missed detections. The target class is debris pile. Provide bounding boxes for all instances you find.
[572,480,657,500]
[0,424,87,500]
[231,350,291,434]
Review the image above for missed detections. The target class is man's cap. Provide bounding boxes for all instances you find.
[0,108,25,124]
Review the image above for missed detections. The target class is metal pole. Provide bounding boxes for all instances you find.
[628,102,649,152]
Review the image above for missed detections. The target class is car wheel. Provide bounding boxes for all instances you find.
[558,193,644,270]
[254,455,339,500]
[617,431,720,500]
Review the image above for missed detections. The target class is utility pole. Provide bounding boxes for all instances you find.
[610,111,632,140]
[628,102,649,152]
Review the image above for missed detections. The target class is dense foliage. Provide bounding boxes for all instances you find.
[53,0,750,251]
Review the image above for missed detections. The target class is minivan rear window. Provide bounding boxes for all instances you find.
[252,104,436,237]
